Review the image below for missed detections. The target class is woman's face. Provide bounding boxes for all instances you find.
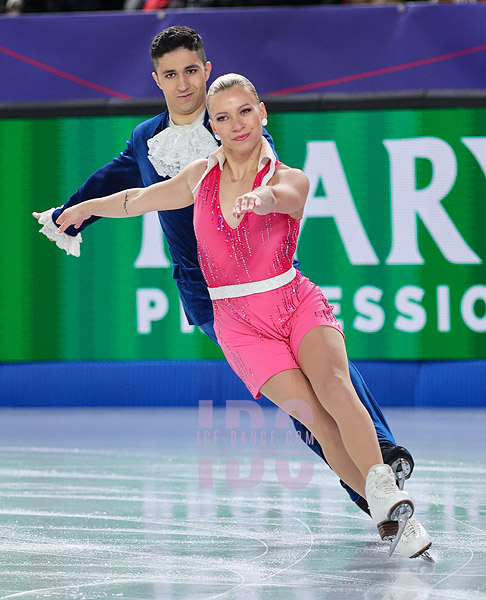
[209,86,267,153]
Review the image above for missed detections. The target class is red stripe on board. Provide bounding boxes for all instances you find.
[0,45,131,100]
[270,45,486,96]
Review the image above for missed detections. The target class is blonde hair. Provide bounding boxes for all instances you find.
[207,73,260,110]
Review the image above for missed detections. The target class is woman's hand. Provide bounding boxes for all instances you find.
[233,168,309,220]
[56,203,94,233]
[233,189,276,219]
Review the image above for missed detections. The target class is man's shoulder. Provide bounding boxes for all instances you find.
[132,111,168,138]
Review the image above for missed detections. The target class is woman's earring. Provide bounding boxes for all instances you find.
[214,133,221,141]
[262,118,268,127]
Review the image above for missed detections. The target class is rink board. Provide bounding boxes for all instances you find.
[1,360,486,408]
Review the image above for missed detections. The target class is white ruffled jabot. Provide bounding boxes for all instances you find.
[37,207,82,257]
[147,111,218,178]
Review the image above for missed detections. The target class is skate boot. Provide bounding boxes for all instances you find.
[395,516,433,561]
[366,464,414,556]
[381,445,414,490]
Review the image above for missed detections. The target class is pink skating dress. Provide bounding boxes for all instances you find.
[194,157,343,398]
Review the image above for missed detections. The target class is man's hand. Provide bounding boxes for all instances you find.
[33,207,83,256]
[33,210,55,241]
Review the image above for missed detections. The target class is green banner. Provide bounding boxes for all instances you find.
[1,107,485,362]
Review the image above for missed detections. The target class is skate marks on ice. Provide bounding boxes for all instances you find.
[0,447,316,600]
[0,409,484,599]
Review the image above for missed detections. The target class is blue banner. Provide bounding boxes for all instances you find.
[1,4,486,103]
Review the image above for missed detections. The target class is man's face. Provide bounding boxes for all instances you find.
[152,48,212,125]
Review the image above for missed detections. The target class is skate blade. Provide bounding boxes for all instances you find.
[396,469,405,490]
[413,547,434,563]
[388,503,414,557]
[392,458,410,490]
[420,550,435,563]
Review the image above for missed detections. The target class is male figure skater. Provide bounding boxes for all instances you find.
[33,25,414,517]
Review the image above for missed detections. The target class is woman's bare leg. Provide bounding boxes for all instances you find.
[261,327,400,500]
[297,326,383,480]
[261,368,368,497]
[260,333,425,556]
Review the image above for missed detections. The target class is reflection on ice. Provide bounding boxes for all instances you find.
[0,408,484,599]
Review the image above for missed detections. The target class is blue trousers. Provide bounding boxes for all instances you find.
[199,319,396,505]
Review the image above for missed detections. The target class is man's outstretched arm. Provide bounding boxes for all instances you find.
[33,133,143,255]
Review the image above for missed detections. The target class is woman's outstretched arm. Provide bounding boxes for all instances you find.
[55,160,206,233]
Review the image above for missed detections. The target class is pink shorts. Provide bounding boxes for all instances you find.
[212,273,344,398]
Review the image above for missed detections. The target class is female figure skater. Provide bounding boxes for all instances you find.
[56,74,431,560]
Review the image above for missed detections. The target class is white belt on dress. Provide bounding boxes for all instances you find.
[208,267,297,300]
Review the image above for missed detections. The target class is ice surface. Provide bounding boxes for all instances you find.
[0,408,484,599]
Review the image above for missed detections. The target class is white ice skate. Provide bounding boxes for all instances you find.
[395,516,433,562]
[366,463,414,556]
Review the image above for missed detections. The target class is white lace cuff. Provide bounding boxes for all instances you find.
[37,208,82,257]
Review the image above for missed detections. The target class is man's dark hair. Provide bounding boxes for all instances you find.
[150,26,206,72]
